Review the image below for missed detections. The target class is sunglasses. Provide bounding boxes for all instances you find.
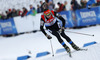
[44,12,51,16]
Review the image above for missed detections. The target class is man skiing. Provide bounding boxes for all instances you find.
[40,9,80,55]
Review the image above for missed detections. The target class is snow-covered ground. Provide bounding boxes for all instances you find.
[42,43,100,60]
[0,0,99,60]
[0,25,100,60]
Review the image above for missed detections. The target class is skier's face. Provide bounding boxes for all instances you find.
[45,13,52,18]
[44,9,51,18]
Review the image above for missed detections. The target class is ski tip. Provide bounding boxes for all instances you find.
[28,51,32,54]
[79,48,88,51]
[52,55,54,57]
[69,52,72,58]
[69,55,72,58]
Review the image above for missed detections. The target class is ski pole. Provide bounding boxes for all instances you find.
[50,39,54,57]
[65,31,94,37]
[26,49,32,54]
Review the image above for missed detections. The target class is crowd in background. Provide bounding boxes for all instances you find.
[0,4,37,20]
[0,0,100,20]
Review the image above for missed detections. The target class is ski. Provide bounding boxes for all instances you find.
[79,48,88,51]
[68,52,72,57]
[68,48,88,58]
[71,48,88,53]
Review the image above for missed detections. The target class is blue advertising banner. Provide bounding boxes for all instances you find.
[58,11,74,28]
[75,7,100,26]
[0,23,1,35]
[0,18,17,35]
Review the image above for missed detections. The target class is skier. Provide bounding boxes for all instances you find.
[40,9,80,55]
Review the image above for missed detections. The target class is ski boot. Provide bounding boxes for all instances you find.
[71,43,80,51]
[64,46,72,57]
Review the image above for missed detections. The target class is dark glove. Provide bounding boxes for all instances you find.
[59,27,65,33]
[46,34,52,39]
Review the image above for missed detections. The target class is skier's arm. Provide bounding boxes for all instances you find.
[40,18,47,35]
[40,18,52,39]
[54,12,65,27]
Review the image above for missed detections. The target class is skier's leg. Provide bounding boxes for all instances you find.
[49,30,70,53]
[60,31,80,51]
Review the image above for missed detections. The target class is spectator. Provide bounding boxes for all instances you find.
[1,14,6,20]
[26,5,37,16]
[16,9,22,16]
[5,9,12,19]
[37,4,41,13]
[21,7,28,17]
[42,2,48,12]
[7,9,13,19]
[0,11,2,19]
[45,0,54,10]
[12,8,18,17]
[71,0,81,11]
[0,12,6,20]
[86,0,96,9]
[96,0,100,6]
[5,11,9,19]
[64,1,68,11]
[40,1,44,12]
[81,0,87,8]
[40,1,48,12]
[0,15,1,19]
[56,2,65,12]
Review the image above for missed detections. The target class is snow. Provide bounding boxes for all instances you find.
[42,43,100,60]
[0,0,99,60]
[0,24,100,60]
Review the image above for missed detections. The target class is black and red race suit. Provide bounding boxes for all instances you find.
[40,10,73,48]
[40,10,65,35]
